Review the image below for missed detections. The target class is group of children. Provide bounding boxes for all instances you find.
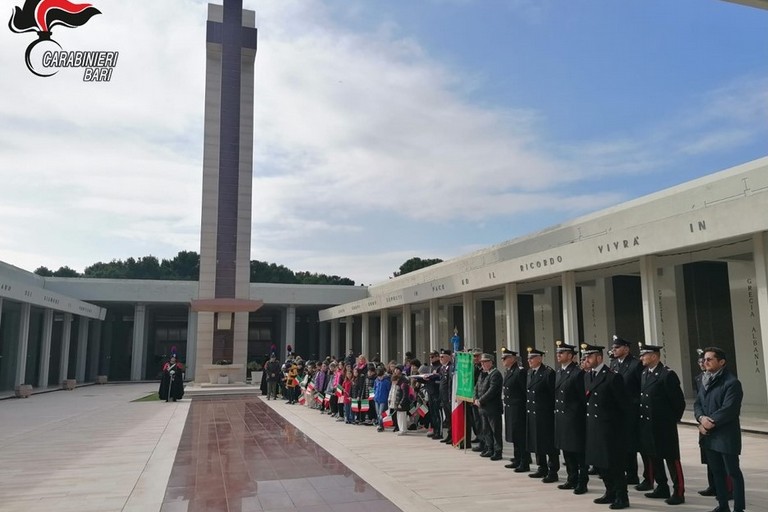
[275,353,433,436]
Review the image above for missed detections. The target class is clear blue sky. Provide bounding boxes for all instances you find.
[0,0,766,284]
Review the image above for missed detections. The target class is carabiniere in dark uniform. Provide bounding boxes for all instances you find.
[554,341,588,494]
[501,348,530,472]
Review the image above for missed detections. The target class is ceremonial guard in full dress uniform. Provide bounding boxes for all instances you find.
[475,353,503,460]
[610,335,648,488]
[501,348,530,472]
[553,341,588,494]
[525,347,559,483]
[582,343,630,510]
[638,342,687,505]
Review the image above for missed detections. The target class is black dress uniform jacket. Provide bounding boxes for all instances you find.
[554,361,586,453]
[611,354,643,450]
[584,365,630,469]
[503,365,527,443]
[526,365,556,454]
[639,365,686,458]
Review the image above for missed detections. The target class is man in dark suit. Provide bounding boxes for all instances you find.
[501,348,530,472]
[525,347,559,483]
[637,342,687,505]
[438,349,454,443]
[554,341,588,494]
[470,348,485,451]
[610,335,648,488]
[695,347,746,512]
[475,352,504,460]
[582,343,630,510]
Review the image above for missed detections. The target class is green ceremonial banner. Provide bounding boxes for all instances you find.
[455,351,474,402]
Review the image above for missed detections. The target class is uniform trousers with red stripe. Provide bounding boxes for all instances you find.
[648,456,685,498]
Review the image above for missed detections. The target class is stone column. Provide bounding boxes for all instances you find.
[429,299,439,352]
[751,231,768,404]
[504,283,520,352]
[640,255,662,343]
[361,313,370,359]
[131,303,146,381]
[581,277,615,345]
[285,306,296,354]
[186,309,198,379]
[75,318,90,383]
[14,303,31,386]
[561,271,579,345]
[380,309,389,363]
[640,257,687,376]
[345,317,353,355]
[88,319,101,381]
[38,309,54,388]
[402,304,412,359]
[533,288,559,367]
[59,313,72,381]
[330,319,340,358]
[462,292,475,349]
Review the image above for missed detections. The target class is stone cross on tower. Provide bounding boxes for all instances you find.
[191,1,263,385]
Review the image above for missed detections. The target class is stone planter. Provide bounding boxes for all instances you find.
[203,364,244,384]
[15,384,33,398]
[62,379,77,390]
[96,375,108,384]
[217,375,230,384]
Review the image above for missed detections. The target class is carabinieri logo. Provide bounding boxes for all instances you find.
[9,0,117,81]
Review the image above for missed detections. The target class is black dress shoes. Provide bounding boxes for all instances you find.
[513,465,530,473]
[557,482,576,490]
[542,474,559,483]
[609,496,630,510]
[480,451,493,457]
[645,486,671,499]
[698,488,716,496]
[490,453,503,461]
[573,485,588,495]
[528,469,547,478]
[471,446,484,452]
[634,480,653,491]
[593,493,615,504]
[665,495,685,505]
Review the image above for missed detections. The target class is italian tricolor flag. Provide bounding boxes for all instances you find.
[335,384,343,398]
[451,373,465,447]
[417,403,429,418]
[298,394,306,405]
[381,410,394,428]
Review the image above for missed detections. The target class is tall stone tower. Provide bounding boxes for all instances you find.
[191,0,262,384]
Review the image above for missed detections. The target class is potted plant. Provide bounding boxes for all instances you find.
[216,360,232,384]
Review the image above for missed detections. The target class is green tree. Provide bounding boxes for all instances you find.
[34,266,54,277]
[160,251,199,280]
[295,271,355,286]
[393,257,443,277]
[52,266,80,277]
[83,260,127,278]
[249,260,298,284]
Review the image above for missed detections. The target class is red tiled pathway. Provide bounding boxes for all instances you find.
[161,395,402,512]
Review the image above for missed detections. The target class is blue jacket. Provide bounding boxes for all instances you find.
[373,376,392,404]
[694,367,743,455]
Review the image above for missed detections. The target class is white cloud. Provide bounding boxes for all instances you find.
[0,0,763,285]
